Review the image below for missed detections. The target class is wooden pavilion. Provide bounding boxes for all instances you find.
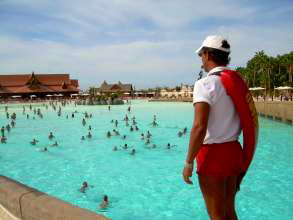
[98,81,134,97]
[0,72,79,98]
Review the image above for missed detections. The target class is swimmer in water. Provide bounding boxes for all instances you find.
[1,126,5,137]
[124,114,129,121]
[113,146,118,151]
[146,131,152,139]
[166,143,177,149]
[1,136,7,144]
[152,121,158,127]
[48,132,54,140]
[140,133,144,140]
[107,131,111,138]
[82,118,86,126]
[145,138,150,145]
[183,127,187,134]
[178,131,183,137]
[30,138,39,145]
[40,147,48,152]
[123,144,128,149]
[87,132,92,139]
[79,181,89,193]
[99,195,109,209]
[81,136,85,140]
[122,135,126,140]
[130,149,136,155]
[167,143,171,149]
[50,141,58,147]
[112,129,120,136]
[6,124,11,132]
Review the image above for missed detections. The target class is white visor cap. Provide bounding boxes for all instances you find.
[196,35,230,55]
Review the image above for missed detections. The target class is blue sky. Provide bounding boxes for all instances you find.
[0,0,292,89]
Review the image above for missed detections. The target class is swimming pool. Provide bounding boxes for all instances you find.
[0,100,292,220]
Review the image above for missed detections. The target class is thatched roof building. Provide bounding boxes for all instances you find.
[0,72,79,98]
[99,81,133,96]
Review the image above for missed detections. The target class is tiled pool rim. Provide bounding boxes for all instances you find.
[0,175,110,220]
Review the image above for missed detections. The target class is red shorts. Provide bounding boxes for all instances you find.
[196,141,243,177]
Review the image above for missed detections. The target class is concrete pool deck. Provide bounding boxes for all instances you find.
[0,176,110,220]
[149,98,293,125]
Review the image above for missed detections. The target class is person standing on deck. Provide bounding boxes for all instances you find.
[182,36,257,220]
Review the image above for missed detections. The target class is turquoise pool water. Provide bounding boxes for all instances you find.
[0,100,292,220]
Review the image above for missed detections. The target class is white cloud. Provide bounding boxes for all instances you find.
[0,0,292,88]
[0,36,198,88]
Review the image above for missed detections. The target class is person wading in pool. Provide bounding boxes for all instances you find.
[1,126,5,137]
[99,195,109,209]
[183,36,254,220]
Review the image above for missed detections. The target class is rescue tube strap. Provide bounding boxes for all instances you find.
[209,70,258,172]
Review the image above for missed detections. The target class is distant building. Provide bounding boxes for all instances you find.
[134,90,156,98]
[0,72,79,98]
[160,88,177,97]
[178,84,193,97]
[98,81,134,97]
[160,84,193,98]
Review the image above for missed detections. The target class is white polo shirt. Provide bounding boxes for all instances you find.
[193,66,241,144]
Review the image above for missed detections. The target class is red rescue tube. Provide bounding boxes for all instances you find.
[219,70,259,172]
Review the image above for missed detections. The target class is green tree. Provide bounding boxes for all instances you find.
[88,87,97,97]
[238,50,293,93]
[175,86,181,92]
[111,93,119,100]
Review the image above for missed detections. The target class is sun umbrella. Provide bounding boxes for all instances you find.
[249,87,265,91]
[275,86,292,90]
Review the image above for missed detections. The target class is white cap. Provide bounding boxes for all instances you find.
[196,35,230,54]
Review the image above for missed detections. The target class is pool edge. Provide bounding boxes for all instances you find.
[0,176,110,220]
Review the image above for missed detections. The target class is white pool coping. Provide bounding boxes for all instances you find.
[0,204,20,220]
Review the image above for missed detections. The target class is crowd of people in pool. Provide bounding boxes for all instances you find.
[104,106,188,154]
[1,100,188,210]
[0,101,70,149]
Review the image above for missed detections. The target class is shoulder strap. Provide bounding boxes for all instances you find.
[209,71,222,76]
